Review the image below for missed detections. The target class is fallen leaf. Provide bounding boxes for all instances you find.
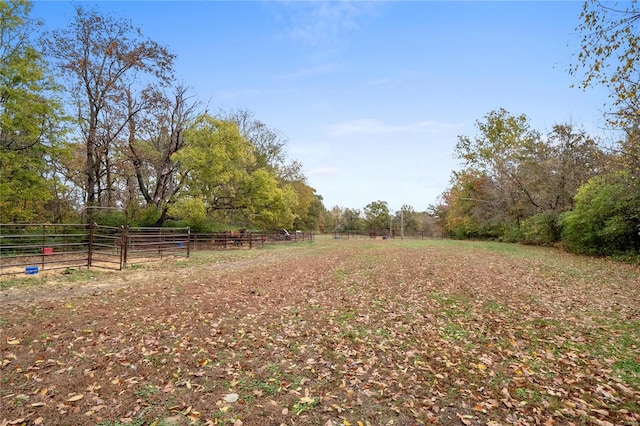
[300,396,316,404]
[66,394,84,402]
[224,393,239,403]
[456,413,472,426]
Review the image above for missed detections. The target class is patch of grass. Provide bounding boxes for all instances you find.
[292,397,319,415]
[0,275,45,290]
[97,417,153,426]
[574,317,640,360]
[125,263,145,270]
[135,384,159,400]
[58,267,99,282]
[613,359,640,387]
[333,268,347,280]
[440,322,469,341]
[238,377,282,398]
[393,238,468,250]
[335,310,356,324]
[430,291,472,320]
[1,267,107,291]
[173,260,190,268]
[443,306,472,320]
[375,327,391,338]
[484,300,509,314]
[481,242,525,255]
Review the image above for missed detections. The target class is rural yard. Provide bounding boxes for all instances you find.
[1,236,639,426]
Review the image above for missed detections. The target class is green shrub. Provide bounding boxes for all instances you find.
[521,213,560,245]
[560,171,640,256]
[128,206,162,227]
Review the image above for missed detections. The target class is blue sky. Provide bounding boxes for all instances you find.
[32,1,613,212]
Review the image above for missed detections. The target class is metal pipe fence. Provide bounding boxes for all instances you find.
[1,224,314,276]
[0,224,190,276]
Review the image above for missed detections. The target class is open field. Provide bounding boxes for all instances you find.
[1,236,639,426]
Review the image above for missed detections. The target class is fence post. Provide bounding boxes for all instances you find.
[186,227,191,258]
[87,223,94,267]
[41,224,46,271]
[120,226,128,269]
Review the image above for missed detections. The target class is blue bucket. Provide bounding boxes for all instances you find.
[25,266,39,275]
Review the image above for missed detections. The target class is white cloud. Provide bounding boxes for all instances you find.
[326,118,465,137]
[272,1,382,48]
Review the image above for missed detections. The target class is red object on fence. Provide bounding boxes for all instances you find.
[42,247,53,255]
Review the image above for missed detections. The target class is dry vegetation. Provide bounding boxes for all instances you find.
[1,237,639,426]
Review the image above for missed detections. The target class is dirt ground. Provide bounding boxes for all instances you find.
[1,238,639,426]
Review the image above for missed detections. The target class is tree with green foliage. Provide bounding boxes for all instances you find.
[455,108,544,224]
[172,115,254,210]
[289,180,322,230]
[436,170,504,239]
[298,193,326,231]
[171,114,296,230]
[364,200,390,236]
[241,169,296,230]
[538,124,603,212]
[519,123,604,244]
[343,208,363,232]
[223,108,288,174]
[0,0,64,222]
[452,110,604,243]
[558,125,640,256]
[393,205,425,234]
[223,108,323,230]
[561,171,640,255]
[614,124,640,180]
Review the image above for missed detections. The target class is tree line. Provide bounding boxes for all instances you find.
[0,1,326,232]
[4,0,640,257]
[326,201,439,237]
[431,0,640,258]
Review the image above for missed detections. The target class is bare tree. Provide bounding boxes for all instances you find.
[42,5,175,206]
[127,85,199,223]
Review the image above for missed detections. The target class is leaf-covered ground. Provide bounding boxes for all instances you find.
[1,237,639,426]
